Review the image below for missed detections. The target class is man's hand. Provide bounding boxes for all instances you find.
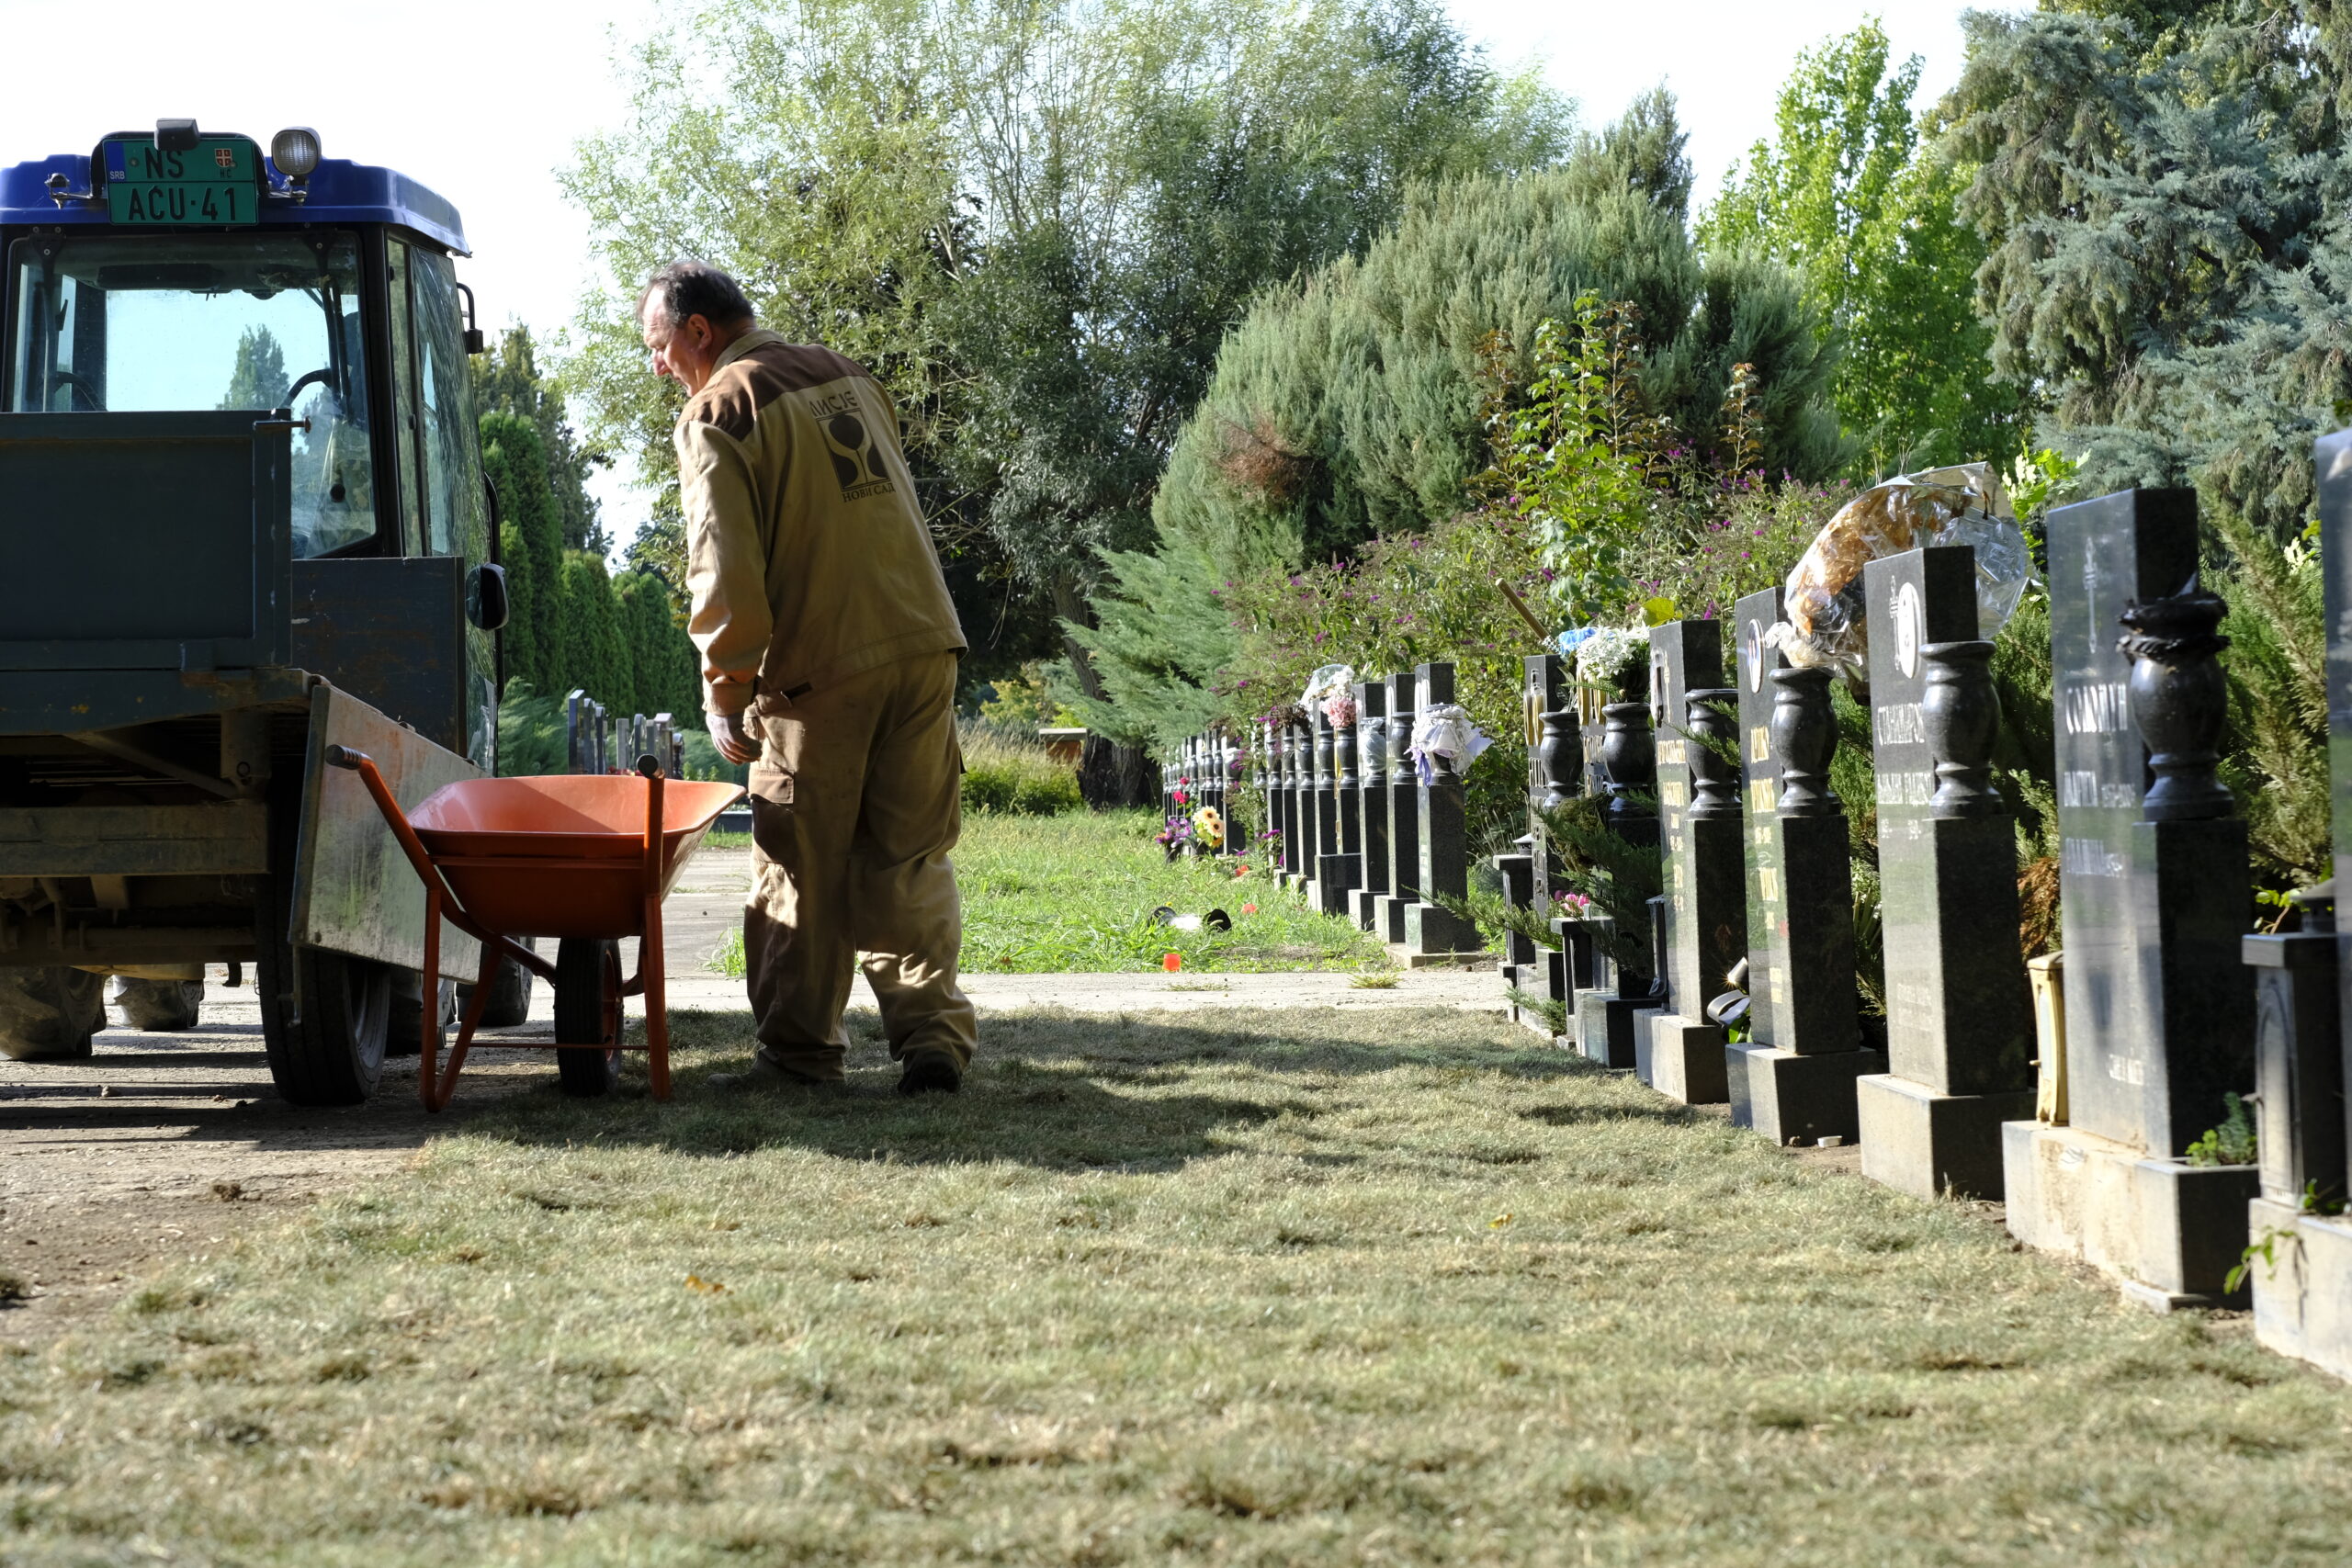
[707,709,761,766]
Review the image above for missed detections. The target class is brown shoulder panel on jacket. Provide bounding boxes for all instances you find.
[686,343,871,443]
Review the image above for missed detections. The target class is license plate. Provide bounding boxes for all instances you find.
[101,138,259,226]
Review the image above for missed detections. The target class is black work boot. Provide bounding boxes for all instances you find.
[896,1052,963,1097]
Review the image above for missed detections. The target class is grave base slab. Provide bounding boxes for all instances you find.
[1401,901,1479,957]
[1855,1073,2031,1201]
[1349,889,1385,932]
[2001,1121,2256,1306]
[1635,1012,1728,1104]
[2247,1198,2352,1380]
[1370,894,1414,943]
[1727,1043,1884,1146]
[1577,990,1659,1069]
[1309,854,1360,916]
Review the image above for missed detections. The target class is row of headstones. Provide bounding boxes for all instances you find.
[565,690,684,779]
[1486,491,2290,1314]
[1158,474,2352,1347]
[1169,669,1494,955]
[1159,734,1240,850]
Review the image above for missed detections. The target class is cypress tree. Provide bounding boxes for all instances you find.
[479,411,563,696]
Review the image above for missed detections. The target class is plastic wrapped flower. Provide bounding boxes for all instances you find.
[1192,805,1226,852]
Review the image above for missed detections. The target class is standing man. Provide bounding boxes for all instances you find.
[640,261,977,1094]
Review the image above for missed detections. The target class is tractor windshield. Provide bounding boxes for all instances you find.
[6,231,378,558]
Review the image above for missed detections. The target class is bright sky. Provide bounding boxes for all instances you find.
[0,0,1979,545]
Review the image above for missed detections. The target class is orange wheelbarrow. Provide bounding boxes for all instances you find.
[325,747,744,1111]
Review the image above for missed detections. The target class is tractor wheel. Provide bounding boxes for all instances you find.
[112,976,204,1032]
[461,938,536,1029]
[254,872,391,1106]
[553,938,621,1098]
[0,967,105,1060]
[386,971,455,1059]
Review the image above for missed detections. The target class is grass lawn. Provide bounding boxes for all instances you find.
[714,808,1388,976]
[6,1006,2351,1564]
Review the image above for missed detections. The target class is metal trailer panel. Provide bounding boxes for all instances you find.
[0,800,267,876]
[292,682,481,981]
[0,411,291,673]
[291,556,467,755]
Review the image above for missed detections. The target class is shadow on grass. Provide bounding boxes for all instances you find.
[456,1002,1598,1169]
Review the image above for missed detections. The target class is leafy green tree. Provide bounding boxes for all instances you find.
[560,0,1573,695]
[219,325,288,410]
[1940,0,2350,538]
[1702,21,2021,471]
[1151,130,1838,590]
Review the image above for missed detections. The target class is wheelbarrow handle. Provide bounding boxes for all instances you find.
[636,752,664,780]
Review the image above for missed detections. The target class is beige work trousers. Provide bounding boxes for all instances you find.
[742,651,976,1081]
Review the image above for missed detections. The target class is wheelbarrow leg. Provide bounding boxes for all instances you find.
[420,886,442,1111]
[428,947,503,1113]
[639,755,673,1101]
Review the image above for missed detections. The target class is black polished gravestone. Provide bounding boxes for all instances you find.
[2246,428,2352,1368]
[1495,655,1571,1030]
[1372,671,1421,943]
[1400,662,1483,958]
[2003,489,2260,1305]
[1724,586,1883,1144]
[1577,690,1664,1066]
[1289,711,1323,892]
[1854,545,2036,1201]
[1349,679,1392,931]
[1634,621,1741,1103]
[1312,704,1363,915]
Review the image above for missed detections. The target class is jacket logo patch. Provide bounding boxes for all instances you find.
[812,403,895,502]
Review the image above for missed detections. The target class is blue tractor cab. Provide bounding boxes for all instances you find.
[0,122,513,1100]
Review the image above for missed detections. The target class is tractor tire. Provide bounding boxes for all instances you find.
[112,977,203,1032]
[0,967,105,1061]
[386,972,455,1059]
[461,938,536,1029]
[254,873,391,1106]
[553,938,621,1099]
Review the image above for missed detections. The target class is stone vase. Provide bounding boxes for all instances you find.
[1536,709,1581,810]
[1770,666,1840,818]
[1598,700,1656,831]
[1920,639,2004,819]
[1683,688,1741,820]
[2119,588,2233,822]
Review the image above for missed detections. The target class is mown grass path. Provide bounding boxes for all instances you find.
[5,1006,2349,1565]
[955,809,1387,973]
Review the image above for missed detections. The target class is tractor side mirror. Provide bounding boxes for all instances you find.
[468,563,510,632]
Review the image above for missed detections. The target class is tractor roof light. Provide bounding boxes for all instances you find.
[270,127,322,181]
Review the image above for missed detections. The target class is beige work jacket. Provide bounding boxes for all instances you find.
[675,329,965,716]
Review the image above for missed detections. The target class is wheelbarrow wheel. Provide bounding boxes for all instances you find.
[554,938,622,1098]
